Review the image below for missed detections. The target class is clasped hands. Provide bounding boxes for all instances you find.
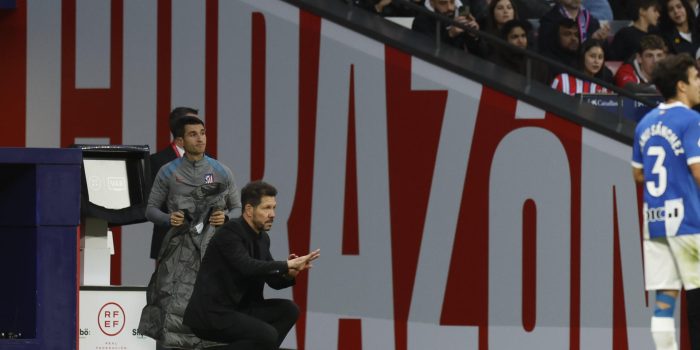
[170,210,226,227]
[286,249,321,278]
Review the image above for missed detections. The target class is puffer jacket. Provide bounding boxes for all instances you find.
[138,182,229,349]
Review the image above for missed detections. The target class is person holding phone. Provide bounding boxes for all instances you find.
[412,0,486,55]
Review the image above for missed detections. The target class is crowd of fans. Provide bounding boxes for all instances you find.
[349,0,700,110]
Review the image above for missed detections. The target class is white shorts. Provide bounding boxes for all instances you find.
[644,235,700,291]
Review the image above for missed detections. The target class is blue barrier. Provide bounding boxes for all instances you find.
[0,148,81,349]
[578,94,663,122]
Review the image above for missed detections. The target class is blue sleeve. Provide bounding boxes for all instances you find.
[632,128,643,168]
[684,119,700,165]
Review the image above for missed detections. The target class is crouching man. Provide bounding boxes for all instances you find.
[184,180,320,350]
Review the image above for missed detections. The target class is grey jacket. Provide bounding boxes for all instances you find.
[139,156,241,349]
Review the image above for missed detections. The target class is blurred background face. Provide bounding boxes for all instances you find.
[667,0,688,26]
[583,46,605,76]
[431,0,456,16]
[507,26,528,49]
[493,0,515,26]
[639,5,660,26]
[638,49,667,76]
[558,26,580,51]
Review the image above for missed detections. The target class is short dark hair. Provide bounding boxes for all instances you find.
[652,53,697,100]
[241,181,278,208]
[638,34,667,54]
[630,0,659,20]
[173,116,204,138]
[169,107,198,137]
[558,18,578,30]
[500,19,531,39]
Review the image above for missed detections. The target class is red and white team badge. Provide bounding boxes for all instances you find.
[204,173,214,184]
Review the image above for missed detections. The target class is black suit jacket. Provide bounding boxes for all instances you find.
[183,217,294,330]
[148,145,178,259]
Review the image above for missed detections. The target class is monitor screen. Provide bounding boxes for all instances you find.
[83,159,131,210]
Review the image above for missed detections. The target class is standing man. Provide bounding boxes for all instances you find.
[632,53,700,350]
[184,181,320,350]
[140,116,241,349]
[148,106,198,260]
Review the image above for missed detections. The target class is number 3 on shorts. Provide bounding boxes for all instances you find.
[647,146,667,197]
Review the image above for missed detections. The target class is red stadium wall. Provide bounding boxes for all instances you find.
[0,1,687,349]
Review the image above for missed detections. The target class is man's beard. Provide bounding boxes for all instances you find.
[255,218,273,232]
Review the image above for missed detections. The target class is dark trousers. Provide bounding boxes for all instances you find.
[688,289,700,350]
[191,299,299,350]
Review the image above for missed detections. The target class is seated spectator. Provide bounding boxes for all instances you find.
[491,19,550,83]
[482,0,520,35]
[614,34,667,92]
[539,0,610,58]
[583,0,614,20]
[609,0,661,61]
[481,0,520,56]
[658,0,700,57]
[551,39,613,95]
[412,0,486,55]
[541,18,581,74]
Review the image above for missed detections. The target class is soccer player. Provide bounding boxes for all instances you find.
[632,53,700,350]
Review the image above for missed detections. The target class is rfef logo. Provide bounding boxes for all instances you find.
[97,302,125,336]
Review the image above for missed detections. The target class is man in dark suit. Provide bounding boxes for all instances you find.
[149,106,198,259]
[183,181,320,350]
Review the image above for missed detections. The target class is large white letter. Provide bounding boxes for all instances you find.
[489,127,570,349]
[580,129,653,349]
[306,20,394,350]
[406,58,480,350]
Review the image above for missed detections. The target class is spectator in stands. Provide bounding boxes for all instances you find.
[609,0,660,61]
[483,0,520,35]
[614,34,667,92]
[491,19,550,83]
[551,39,613,95]
[542,18,581,74]
[412,0,486,55]
[539,0,610,58]
[481,0,520,56]
[583,0,614,20]
[659,0,700,57]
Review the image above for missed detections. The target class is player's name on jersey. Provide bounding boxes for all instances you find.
[638,121,684,155]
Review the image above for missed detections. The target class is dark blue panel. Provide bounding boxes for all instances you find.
[37,165,81,226]
[0,0,16,9]
[0,148,79,350]
[0,148,81,165]
[35,227,76,350]
[0,228,37,338]
[0,165,37,226]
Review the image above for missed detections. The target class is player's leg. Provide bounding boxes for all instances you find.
[645,238,681,350]
[651,290,679,350]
